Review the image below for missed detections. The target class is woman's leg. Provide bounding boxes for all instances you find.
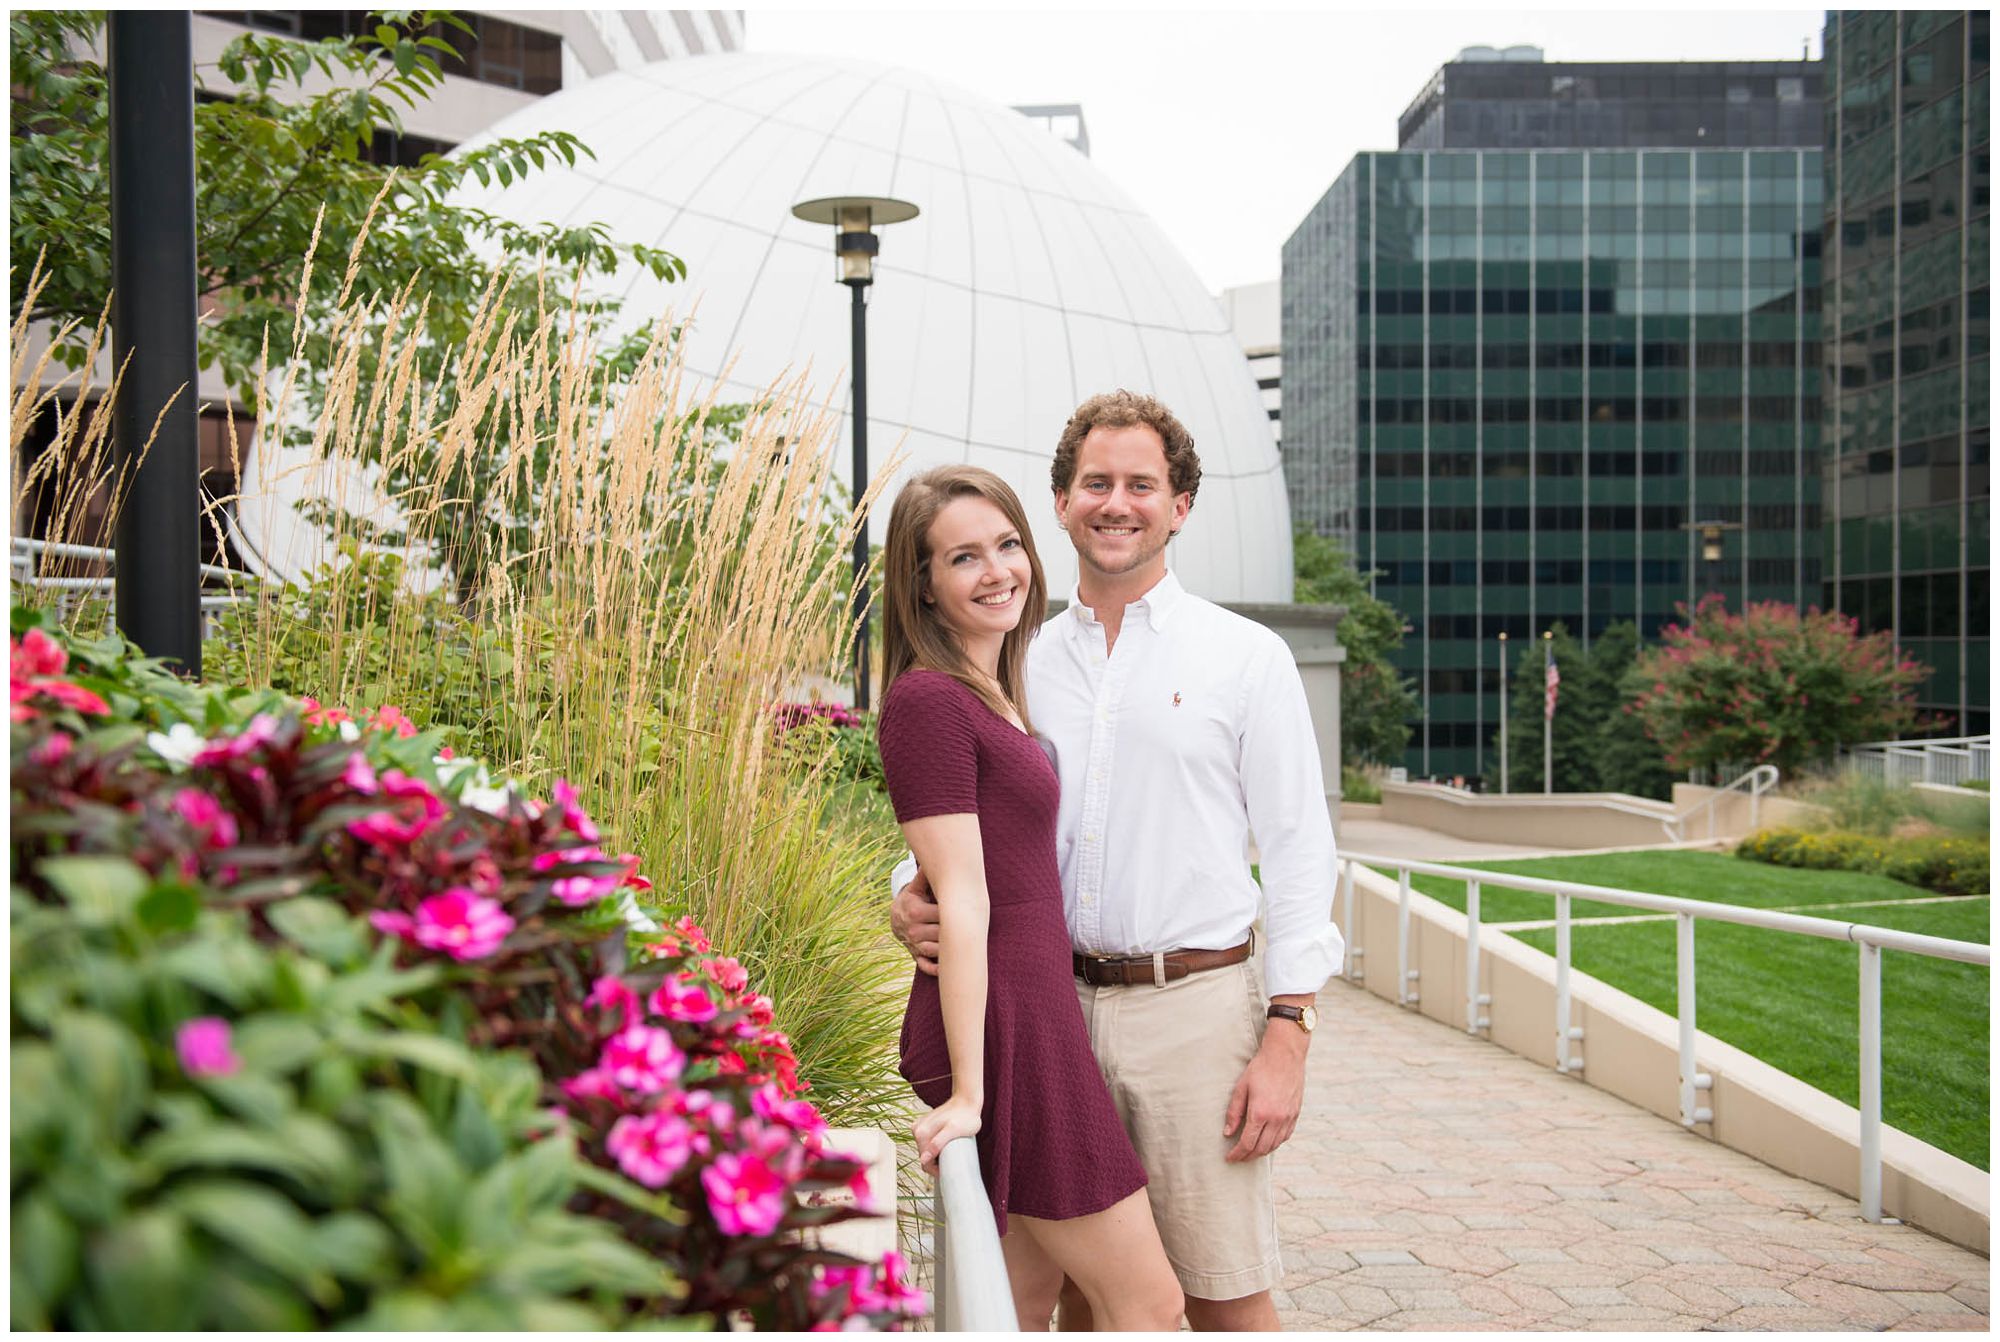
[1001,1227,1065,1330]
[1011,1190,1184,1332]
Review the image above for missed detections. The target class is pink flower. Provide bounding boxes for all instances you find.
[550,778,600,842]
[171,788,240,849]
[702,956,749,995]
[600,1022,685,1093]
[607,1110,695,1189]
[28,731,73,767]
[615,853,651,891]
[341,751,379,795]
[701,1151,790,1236]
[367,704,418,738]
[346,770,446,848]
[370,888,514,961]
[559,1066,622,1102]
[752,1083,827,1138]
[176,1017,241,1078]
[191,713,280,766]
[588,974,642,1025]
[648,974,719,1023]
[29,680,111,717]
[13,627,67,678]
[551,872,619,907]
[298,695,353,726]
[531,844,603,873]
[674,916,713,954]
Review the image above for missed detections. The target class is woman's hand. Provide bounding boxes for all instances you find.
[913,1094,982,1174]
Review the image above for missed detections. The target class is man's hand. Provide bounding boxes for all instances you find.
[889,866,941,976]
[1222,1004,1311,1163]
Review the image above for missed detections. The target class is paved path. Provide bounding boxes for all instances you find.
[1275,978,1989,1331]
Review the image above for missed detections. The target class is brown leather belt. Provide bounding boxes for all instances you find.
[1073,936,1253,987]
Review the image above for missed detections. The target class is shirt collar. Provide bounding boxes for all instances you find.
[1065,569,1185,635]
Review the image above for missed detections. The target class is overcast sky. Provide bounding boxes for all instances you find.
[747,8,1825,296]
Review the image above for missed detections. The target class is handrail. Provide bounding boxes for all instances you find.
[1843,734,1992,787]
[12,536,253,586]
[932,1138,1017,1330]
[1667,763,1779,842]
[1339,849,1990,1224]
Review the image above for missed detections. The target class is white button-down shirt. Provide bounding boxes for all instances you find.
[1026,570,1344,998]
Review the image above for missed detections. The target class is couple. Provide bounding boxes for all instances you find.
[876,392,1342,1330]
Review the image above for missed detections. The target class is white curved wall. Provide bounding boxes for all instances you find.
[446,51,1292,601]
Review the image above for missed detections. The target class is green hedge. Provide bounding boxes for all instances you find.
[1736,826,1990,897]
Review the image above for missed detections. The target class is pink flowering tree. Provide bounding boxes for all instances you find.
[1626,597,1933,774]
[10,613,923,1331]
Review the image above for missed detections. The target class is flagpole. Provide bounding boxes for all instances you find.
[1543,630,1554,796]
[1498,631,1509,795]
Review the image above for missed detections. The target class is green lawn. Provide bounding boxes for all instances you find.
[1368,852,1990,1169]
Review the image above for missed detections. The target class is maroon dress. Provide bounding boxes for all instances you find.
[877,668,1148,1236]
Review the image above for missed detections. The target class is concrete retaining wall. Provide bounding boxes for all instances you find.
[1380,782,1680,848]
[1335,864,1989,1255]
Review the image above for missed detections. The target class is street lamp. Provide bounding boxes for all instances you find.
[790,194,919,713]
[1681,518,1743,606]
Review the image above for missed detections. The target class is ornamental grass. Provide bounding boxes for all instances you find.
[11,233,911,1138]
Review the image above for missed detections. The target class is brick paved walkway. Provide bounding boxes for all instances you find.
[1276,979,1989,1330]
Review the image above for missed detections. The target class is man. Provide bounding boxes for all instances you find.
[891,390,1342,1330]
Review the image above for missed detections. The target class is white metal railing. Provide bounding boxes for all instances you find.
[11,537,258,639]
[930,1138,1017,1330]
[1845,734,1992,788]
[1666,764,1781,841]
[1339,850,1990,1224]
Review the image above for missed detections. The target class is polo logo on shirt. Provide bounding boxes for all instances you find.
[1172,692,1182,707]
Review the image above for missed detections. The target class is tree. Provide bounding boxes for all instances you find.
[1488,620,1676,797]
[1292,529,1418,767]
[10,11,687,595]
[1626,596,1931,775]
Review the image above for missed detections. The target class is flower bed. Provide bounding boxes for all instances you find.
[1736,826,1990,898]
[10,613,923,1330]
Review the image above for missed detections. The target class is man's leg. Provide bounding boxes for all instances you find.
[1074,961,1283,1323]
[1184,1291,1281,1331]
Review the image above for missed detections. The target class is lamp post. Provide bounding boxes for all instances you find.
[1497,630,1509,795]
[109,10,201,675]
[790,194,919,712]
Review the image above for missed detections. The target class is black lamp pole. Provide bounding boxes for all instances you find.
[846,274,872,710]
[108,10,202,675]
[790,194,919,713]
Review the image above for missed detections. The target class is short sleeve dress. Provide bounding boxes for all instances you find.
[877,668,1148,1236]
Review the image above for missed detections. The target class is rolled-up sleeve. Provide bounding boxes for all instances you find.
[1239,638,1345,997]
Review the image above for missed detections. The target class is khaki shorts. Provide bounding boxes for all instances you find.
[1073,956,1281,1300]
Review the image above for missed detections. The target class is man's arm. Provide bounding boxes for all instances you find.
[1223,992,1312,1162]
[1223,638,1344,1161]
[889,863,942,976]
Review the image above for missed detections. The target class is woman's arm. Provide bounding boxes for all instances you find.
[900,811,988,1171]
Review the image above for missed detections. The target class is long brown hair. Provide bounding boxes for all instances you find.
[880,465,1048,728]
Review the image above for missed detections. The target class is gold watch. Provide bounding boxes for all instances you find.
[1267,1003,1317,1034]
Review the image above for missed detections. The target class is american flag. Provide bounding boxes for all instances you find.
[1544,647,1560,721]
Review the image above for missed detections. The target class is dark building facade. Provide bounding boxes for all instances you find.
[1822,11,1990,737]
[1399,54,1823,152]
[1285,53,1828,780]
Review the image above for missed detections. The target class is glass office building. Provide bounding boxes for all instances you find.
[1400,57,1822,152]
[1284,148,1824,778]
[1823,11,1990,736]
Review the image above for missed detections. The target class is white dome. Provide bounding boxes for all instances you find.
[447,51,1291,601]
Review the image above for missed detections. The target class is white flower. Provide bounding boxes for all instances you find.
[144,722,206,769]
[337,720,361,742]
[459,780,514,815]
[617,887,662,934]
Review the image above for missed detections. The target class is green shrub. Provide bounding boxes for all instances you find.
[11,614,924,1330]
[1790,770,1989,838]
[1736,826,1990,897]
[1341,765,1382,805]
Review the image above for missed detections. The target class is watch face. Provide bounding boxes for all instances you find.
[1300,1005,1319,1033]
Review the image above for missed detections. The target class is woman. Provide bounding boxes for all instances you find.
[875,465,1184,1331]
